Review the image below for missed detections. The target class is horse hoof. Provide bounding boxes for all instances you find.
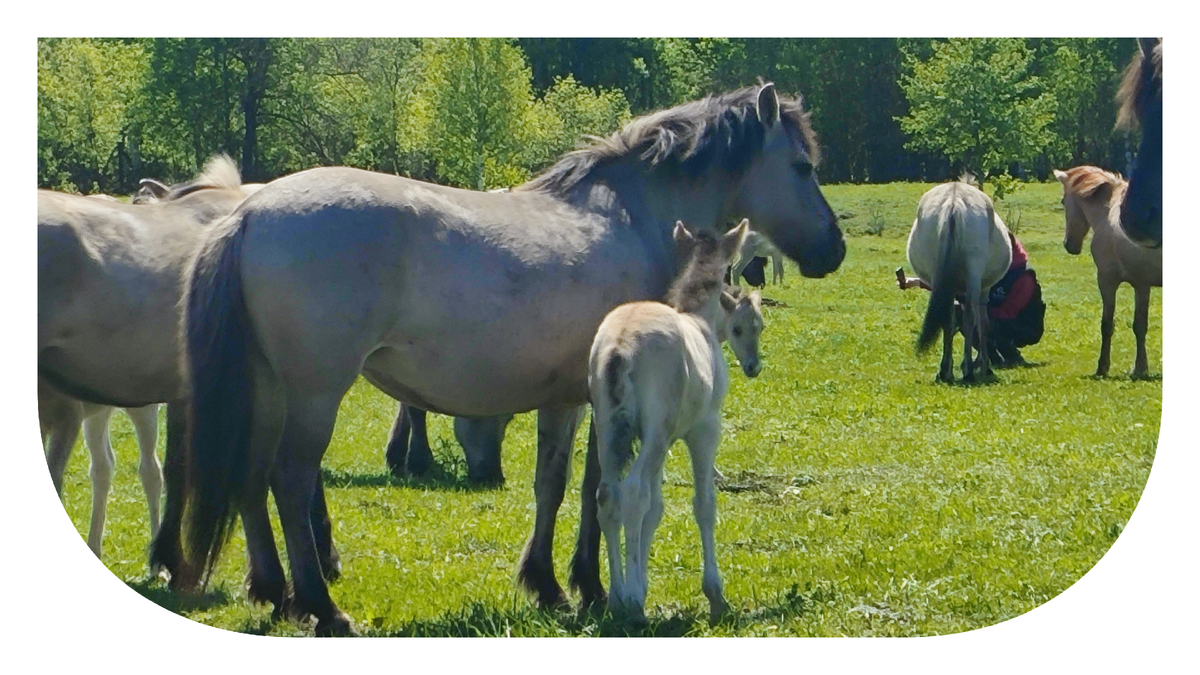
[316,612,357,637]
[537,590,572,612]
[708,599,730,625]
[937,372,954,384]
[1130,368,1149,380]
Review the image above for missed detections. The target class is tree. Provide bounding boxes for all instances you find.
[897,38,1057,195]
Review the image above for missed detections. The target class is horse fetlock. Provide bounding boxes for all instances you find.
[315,610,357,637]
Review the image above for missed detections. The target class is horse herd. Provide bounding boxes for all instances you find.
[37,39,1162,636]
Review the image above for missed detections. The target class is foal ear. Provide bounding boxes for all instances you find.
[748,290,763,310]
[1053,169,1069,185]
[673,220,695,244]
[722,219,750,259]
[757,83,780,129]
[720,290,738,313]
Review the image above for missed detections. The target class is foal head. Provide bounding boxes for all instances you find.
[668,219,749,315]
[719,286,764,378]
[1054,167,1126,254]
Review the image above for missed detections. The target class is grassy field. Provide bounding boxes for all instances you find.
[53,181,1161,637]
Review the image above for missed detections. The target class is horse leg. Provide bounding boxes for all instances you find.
[127,404,162,539]
[631,446,668,620]
[619,424,667,622]
[595,423,626,614]
[1096,278,1118,377]
[405,407,433,476]
[975,292,992,378]
[938,308,955,384]
[384,403,411,477]
[570,418,607,609]
[686,415,727,622]
[81,405,116,558]
[517,404,583,609]
[272,394,354,636]
[310,475,341,582]
[455,414,511,485]
[150,400,186,583]
[242,491,288,618]
[40,387,82,498]
[772,253,784,284]
[1131,285,1151,379]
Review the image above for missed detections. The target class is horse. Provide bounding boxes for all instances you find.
[179,83,844,636]
[37,156,282,570]
[1055,166,1161,378]
[590,221,763,623]
[730,227,784,287]
[384,404,510,484]
[907,176,1012,382]
[1116,38,1163,248]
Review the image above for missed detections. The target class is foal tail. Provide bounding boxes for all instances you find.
[599,352,637,472]
[180,213,265,584]
[918,207,961,353]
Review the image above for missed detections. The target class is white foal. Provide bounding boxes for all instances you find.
[589,219,765,622]
[730,227,785,287]
[40,381,162,558]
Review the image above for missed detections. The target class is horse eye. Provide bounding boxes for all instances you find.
[793,161,813,178]
[733,326,744,337]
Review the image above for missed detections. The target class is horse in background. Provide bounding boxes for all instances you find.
[731,227,784,287]
[385,404,510,485]
[1055,166,1161,378]
[177,83,843,635]
[907,176,1012,382]
[38,156,261,565]
[590,221,763,622]
[1116,38,1163,247]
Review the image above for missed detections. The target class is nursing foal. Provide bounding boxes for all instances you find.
[589,219,764,622]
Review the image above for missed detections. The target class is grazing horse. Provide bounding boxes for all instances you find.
[1116,38,1163,248]
[178,83,844,635]
[38,156,264,566]
[1055,166,1161,378]
[590,221,764,623]
[384,404,510,484]
[731,227,784,287]
[907,177,1012,382]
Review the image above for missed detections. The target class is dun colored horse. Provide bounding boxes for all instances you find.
[178,84,844,635]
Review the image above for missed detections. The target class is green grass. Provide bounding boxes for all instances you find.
[54,181,1160,636]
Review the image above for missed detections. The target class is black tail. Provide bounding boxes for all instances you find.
[181,216,257,584]
[917,210,960,353]
[602,353,637,472]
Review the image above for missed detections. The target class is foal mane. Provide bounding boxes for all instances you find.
[168,154,244,200]
[1116,39,1162,130]
[1063,165,1127,201]
[666,229,729,315]
[519,85,819,196]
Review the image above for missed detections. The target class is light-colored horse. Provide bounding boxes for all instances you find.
[731,227,784,286]
[590,221,763,623]
[1055,166,1162,377]
[38,155,260,564]
[179,83,844,635]
[907,177,1012,382]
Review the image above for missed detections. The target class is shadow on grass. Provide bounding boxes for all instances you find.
[1084,372,1162,383]
[127,577,233,614]
[356,582,829,637]
[320,466,503,493]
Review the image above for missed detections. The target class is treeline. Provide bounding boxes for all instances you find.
[38,38,1140,195]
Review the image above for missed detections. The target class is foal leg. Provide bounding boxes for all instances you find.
[273,394,354,636]
[686,416,727,622]
[772,253,784,284]
[384,403,411,477]
[517,404,583,609]
[1131,284,1152,379]
[127,404,163,539]
[595,422,627,613]
[81,405,116,558]
[619,426,667,621]
[570,419,607,609]
[1096,278,1119,377]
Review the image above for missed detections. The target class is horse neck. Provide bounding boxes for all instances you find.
[591,160,736,238]
[1083,194,1119,242]
[678,293,725,340]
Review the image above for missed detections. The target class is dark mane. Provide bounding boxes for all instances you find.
[665,229,729,315]
[1116,39,1162,130]
[519,85,820,196]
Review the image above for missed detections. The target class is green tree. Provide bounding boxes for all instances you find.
[38,38,149,193]
[524,75,630,172]
[897,38,1057,195]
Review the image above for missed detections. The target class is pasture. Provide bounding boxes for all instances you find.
[51,181,1160,637]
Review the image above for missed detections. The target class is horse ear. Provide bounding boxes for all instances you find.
[757,83,780,129]
[748,290,763,309]
[720,290,737,313]
[138,178,169,199]
[1053,169,1069,185]
[1137,38,1159,57]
